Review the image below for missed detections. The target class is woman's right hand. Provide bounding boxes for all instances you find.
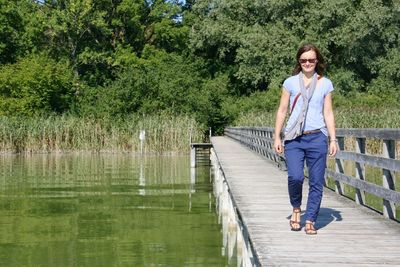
[274,138,283,154]
[273,89,289,155]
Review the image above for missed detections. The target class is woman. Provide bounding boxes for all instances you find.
[273,44,338,235]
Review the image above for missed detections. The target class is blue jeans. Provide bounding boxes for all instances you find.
[284,132,328,222]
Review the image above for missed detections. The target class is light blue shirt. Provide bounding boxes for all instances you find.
[283,74,334,136]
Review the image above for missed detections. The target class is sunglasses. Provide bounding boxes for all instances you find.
[299,58,317,64]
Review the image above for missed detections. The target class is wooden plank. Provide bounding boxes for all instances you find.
[190,143,212,148]
[335,137,346,195]
[325,170,400,203]
[336,128,400,139]
[355,137,366,205]
[226,127,400,140]
[336,150,400,172]
[211,136,400,266]
[382,139,396,219]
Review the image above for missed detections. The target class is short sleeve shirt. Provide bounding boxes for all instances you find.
[283,74,334,136]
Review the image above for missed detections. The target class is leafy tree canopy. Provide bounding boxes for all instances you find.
[0,0,398,132]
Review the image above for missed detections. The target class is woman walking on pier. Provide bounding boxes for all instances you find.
[273,44,338,234]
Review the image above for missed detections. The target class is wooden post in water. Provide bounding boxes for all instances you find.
[139,129,145,155]
[382,139,396,219]
[190,145,196,168]
[139,158,145,196]
[190,127,195,168]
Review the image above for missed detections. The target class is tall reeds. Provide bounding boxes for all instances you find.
[232,108,400,128]
[0,114,204,154]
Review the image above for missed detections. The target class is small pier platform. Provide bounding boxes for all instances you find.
[211,136,400,266]
[190,143,212,167]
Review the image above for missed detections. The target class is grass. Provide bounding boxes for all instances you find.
[0,114,205,154]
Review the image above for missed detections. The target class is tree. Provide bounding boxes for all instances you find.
[0,0,33,63]
[0,53,74,116]
[43,0,109,86]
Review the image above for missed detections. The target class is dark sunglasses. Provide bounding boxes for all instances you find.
[299,58,317,64]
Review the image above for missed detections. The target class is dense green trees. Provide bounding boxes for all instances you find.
[0,0,398,134]
[0,54,73,116]
[190,0,400,101]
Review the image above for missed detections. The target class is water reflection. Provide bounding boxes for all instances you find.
[0,154,229,267]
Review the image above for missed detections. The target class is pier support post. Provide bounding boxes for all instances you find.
[190,145,196,168]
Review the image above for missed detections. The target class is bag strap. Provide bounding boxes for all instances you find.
[290,75,322,114]
[291,92,301,113]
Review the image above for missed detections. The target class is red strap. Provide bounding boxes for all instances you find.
[290,75,323,113]
[291,92,301,113]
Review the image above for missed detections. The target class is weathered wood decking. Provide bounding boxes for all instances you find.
[211,136,400,266]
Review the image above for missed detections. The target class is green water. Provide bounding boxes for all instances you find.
[0,154,229,267]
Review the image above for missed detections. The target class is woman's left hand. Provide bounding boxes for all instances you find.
[329,141,338,157]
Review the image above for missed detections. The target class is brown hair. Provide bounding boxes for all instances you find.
[292,44,326,75]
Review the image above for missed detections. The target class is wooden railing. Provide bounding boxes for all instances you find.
[225,127,400,221]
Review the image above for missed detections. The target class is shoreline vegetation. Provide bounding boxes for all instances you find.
[233,108,400,129]
[0,114,204,154]
[1,108,399,154]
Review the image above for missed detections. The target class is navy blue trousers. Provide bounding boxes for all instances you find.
[284,132,328,222]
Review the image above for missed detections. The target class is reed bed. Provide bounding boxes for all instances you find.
[232,108,400,129]
[0,114,204,154]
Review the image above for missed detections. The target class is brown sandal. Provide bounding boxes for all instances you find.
[289,208,301,231]
[305,221,317,235]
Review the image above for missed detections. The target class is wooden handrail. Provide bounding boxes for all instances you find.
[337,128,400,139]
[224,126,400,221]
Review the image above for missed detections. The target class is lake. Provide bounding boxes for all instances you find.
[0,154,233,266]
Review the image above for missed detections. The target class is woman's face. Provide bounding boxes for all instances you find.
[299,50,317,74]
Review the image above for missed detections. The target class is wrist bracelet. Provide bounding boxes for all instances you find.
[330,139,338,143]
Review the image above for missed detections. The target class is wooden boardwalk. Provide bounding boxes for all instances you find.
[211,136,400,266]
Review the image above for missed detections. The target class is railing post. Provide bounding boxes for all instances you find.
[267,129,274,162]
[255,130,260,155]
[355,137,366,205]
[335,137,345,195]
[382,139,396,219]
[260,130,264,158]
